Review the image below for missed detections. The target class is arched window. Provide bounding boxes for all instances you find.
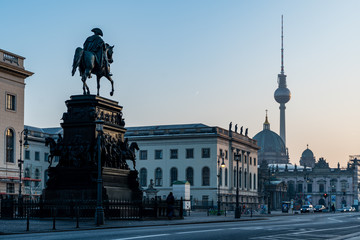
[34,169,40,187]
[225,168,228,186]
[170,167,178,186]
[249,173,252,189]
[140,168,147,187]
[253,173,256,190]
[6,129,15,163]
[186,167,194,186]
[202,167,210,186]
[155,168,162,186]
[25,168,30,187]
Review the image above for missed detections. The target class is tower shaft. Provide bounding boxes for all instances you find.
[279,103,286,144]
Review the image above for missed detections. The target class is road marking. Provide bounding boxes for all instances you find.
[328,217,343,223]
[113,234,170,240]
[175,229,224,234]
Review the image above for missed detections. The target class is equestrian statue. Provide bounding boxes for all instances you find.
[72,28,115,96]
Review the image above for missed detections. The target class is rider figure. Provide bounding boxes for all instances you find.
[83,28,112,76]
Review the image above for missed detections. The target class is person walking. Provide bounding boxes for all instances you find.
[166,192,175,220]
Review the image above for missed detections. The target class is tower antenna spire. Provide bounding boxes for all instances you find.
[281,15,284,74]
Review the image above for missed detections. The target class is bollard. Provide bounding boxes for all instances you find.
[52,208,56,230]
[26,209,30,231]
[76,207,79,228]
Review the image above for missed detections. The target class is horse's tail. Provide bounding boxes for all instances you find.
[72,47,84,76]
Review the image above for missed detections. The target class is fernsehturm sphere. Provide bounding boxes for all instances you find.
[274,15,291,145]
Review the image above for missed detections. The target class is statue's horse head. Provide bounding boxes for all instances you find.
[106,44,114,64]
[130,142,139,152]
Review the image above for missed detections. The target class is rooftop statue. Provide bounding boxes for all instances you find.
[72,28,115,96]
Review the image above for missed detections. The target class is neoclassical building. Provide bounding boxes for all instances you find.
[0,49,33,197]
[270,155,360,210]
[125,123,260,209]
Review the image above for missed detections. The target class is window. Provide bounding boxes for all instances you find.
[225,150,228,159]
[253,174,256,190]
[186,167,194,185]
[202,167,210,186]
[170,167,178,185]
[155,150,163,160]
[254,158,257,166]
[35,151,40,161]
[170,149,178,159]
[202,148,210,158]
[233,168,236,187]
[239,170,242,188]
[244,156,247,164]
[307,183,312,193]
[297,183,303,193]
[250,157,252,165]
[155,168,162,186]
[6,94,16,111]
[330,180,337,193]
[6,129,15,163]
[139,150,148,160]
[44,153,49,162]
[25,168,30,187]
[244,171,247,189]
[140,168,147,187]
[6,183,15,193]
[219,168,223,186]
[225,168,228,186]
[249,173,252,189]
[35,169,40,187]
[341,181,347,192]
[186,149,194,159]
[319,183,325,192]
[25,150,30,160]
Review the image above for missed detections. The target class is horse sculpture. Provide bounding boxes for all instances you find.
[72,44,115,96]
[45,137,62,167]
[122,142,139,170]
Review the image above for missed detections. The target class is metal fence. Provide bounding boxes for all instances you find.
[0,197,184,220]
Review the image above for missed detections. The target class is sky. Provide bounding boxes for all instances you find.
[2,0,360,167]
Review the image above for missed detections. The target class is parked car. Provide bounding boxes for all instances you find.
[338,206,355,212]
[314,205,326,212]
[300,205,314,213]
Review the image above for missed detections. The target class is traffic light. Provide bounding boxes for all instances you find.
[323,193,328,199]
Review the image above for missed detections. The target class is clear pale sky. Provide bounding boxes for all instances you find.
[2,0,360,167]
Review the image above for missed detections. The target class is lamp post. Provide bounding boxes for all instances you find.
[217,153,225,216]
[18,129,29,199]
[234,150,241,218]
[268,168,271,214]
[18,129,29,216]
[95,120,105,225]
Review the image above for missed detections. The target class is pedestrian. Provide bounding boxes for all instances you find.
[331,204,335,213]
[166,192,175,220]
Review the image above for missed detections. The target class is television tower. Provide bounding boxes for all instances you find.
[274,15,291,145]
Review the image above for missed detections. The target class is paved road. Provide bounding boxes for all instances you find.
[2,212,360,240]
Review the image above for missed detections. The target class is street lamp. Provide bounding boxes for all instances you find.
[267,168,272,214]
[217,152,225,216]
[95,120,105,226]
[18,129,29,200]
[18,129,29,217]
[234,150,241,218]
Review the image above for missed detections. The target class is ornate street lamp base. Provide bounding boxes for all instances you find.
[95,207,105,226]
[235,207,241,218]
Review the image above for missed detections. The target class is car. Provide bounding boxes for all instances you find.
[339,206,355,212]
[300,205,314,213]
[314,205,326,212]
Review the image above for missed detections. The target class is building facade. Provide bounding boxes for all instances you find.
[23,126,61,199]
[125,123,260,209]
[0,49,33,197]
[270,156,360,210]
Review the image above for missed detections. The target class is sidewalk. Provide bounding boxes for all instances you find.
[0,211,273,235]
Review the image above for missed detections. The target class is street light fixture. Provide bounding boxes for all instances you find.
[234,150,241,218]
[217,152,225,216]
[18,129,29,216]
[95,120,105,226]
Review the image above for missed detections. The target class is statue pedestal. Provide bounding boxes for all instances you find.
[43,95,141,202]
